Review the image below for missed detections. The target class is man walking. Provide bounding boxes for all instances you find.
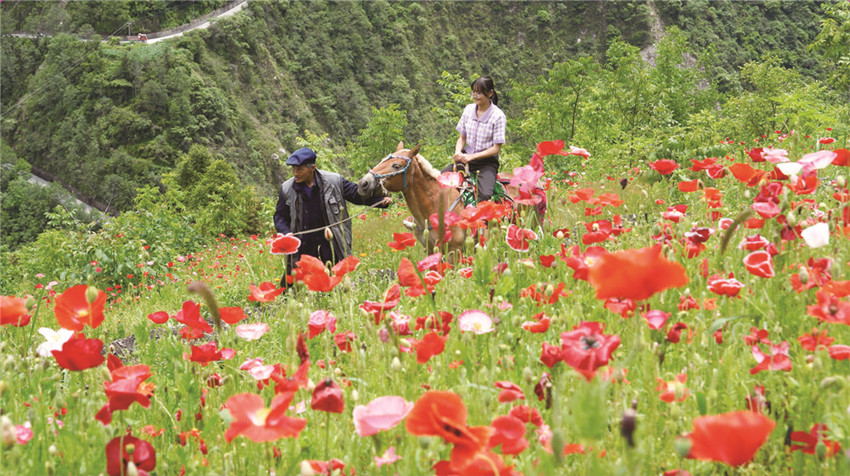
[274,147,392,286]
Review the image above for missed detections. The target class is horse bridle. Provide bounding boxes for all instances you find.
[369,154,413,190]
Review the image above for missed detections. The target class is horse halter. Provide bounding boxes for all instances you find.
[369,154,413,190]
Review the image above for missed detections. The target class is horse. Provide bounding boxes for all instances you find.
[357,142,546,255]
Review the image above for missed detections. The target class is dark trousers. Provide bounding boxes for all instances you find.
[441,156,499,202]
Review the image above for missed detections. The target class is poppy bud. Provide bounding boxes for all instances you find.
[464,235,475,248]
[815,440,827,460]
[101,366,112,381]
[0,380,6,397]
[391,356,402,372]
[417,436,432,449]
[621,401,637,447]
[45,461,55,476]
[48,444,58,456]
[674,436,692,458]
[351,389,359,403]
[1,416,15,447]
[522,367,534,384]
[3,356,15,372]
[324,227,334,242]
[798,266,810,285]
[820,376,843,389]
[837,175,846,189]
[86,285,100,304]
[25,295,36,312]
[299,460,318,476]
[743,190,751,199]
[786,211,798,227]
[550,429,565,464]
[813,356,823,371]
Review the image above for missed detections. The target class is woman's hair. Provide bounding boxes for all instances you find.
[471,76,498,106]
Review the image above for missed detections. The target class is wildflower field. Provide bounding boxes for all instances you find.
[3,135,850,475]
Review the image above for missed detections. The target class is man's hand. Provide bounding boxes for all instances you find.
[380,196,393,206]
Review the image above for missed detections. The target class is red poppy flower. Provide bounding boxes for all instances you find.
[398,258,430,297]
[311,378,345,413]
[831,148,849,166]
[52,334,105,371]
[743,251,775,278]
[411,331,448,364]
[656,373,689,402]
[405,391,492,471]
[798,328,834,351]
[1,295,30,327]
[707,274,745,297]
[678,179,700,192]
[488,415,529,455]
[388,232,417,251]
[105,433,156,476]
[520,282,570,306]
[95,365,154,425]
[433,450,518,476]
[360,284,401,324]
[333,331,356,352]
[174,300,213,333]
[582,219,612,244]
[588,244,689,301]
[667,322,689,344]
[509,405,543,427]
[146,311,170,324]
[248,282,284,302]
[54,284,106,331]
[790,423,841,456]
[828,345,850,361]
[807,290,850,324]
[750,341,791,374]
[539,254,556,268]
[305,459,354,476]
[212,306,245,325]
[224,391,307,442]
[559,321,621,381]
[729,163,766,186]
[687,411,775,466]
[270,233,301,255]
[505,224,538,252]
[522,315,550,333]
[188,342,236,366]
[537,140,567,156]
[294,255,359,292]
[561,245,608,281]
[648,159,680,175]
[494,381,525,403]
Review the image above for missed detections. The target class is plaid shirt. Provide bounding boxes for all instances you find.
[456,103,506,154]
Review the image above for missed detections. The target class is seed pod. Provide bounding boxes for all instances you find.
[674,436,692,458]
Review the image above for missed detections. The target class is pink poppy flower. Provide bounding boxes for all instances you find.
[437,171,465,188]
[642,310,671,330]
[458,310,493,334]
[374,446,401,468]
[235,323,271,341]
[569,145,590,158]
[801,222,830,249]
[353,395,414,436]
[308,310,337,338]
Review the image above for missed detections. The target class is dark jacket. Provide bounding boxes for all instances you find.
[274,169,386,270]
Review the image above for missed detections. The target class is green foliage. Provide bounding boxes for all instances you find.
[809,0,850,96]
[347,104,408,176]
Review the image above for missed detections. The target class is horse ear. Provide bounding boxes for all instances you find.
[409,144,421,157]
[396,141,405,152]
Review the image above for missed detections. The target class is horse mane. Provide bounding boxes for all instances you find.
[415,154,441,180]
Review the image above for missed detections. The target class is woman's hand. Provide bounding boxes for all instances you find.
[453,153,471,164]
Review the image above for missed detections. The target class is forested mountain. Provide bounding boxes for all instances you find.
[1,0,848,254]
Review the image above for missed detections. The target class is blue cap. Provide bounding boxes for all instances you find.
[286,147,317,166]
